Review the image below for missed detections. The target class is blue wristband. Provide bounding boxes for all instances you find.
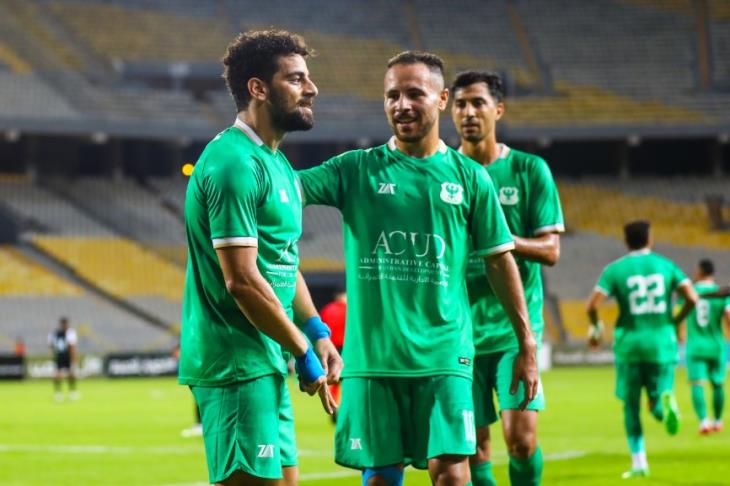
[294,347,325,384]
[302,316,331,342]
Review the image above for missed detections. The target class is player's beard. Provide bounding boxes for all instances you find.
[390,112,436,143]
[269,89,314,132]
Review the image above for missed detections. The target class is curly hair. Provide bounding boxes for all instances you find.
[450,71,505,103]
[222,30,311,111]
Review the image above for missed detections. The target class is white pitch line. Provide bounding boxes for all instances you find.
[0,444,331,457]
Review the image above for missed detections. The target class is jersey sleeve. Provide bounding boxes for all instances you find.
[298,151,356,208]
[528,157,565,236]
[469,166,515,257]
[66,329,78,346]
[595,265,615,296]
[205,155,266,249]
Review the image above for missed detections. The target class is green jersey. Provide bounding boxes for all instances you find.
[299,138,514,379]
[179,120,302,386]
[595,250,690,364]
[464,145,564,354]
[686,281,730,359]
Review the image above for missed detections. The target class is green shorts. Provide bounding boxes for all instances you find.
[615,362,675,402]
[472,349,545,427]
[335,375,476,470]
[687,355,727,385]
[191,374,296,483]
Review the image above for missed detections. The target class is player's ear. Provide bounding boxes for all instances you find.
[438,88,449,111]
[495,102,505,121]
[248,77,268,103]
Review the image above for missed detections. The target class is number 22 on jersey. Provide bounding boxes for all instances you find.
[627,274,667,315]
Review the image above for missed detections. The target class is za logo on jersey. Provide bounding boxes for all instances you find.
[257,444,275,458]
[349,438,363,450]
[499,187,519,205]
[378,182,396,195]
[440,182,463,205]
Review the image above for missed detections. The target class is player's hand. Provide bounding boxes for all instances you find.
[317,380,338,416]
[587,321,603,349]
[511,339,539,411]
[294,347,326,396]
[314,338,343,385]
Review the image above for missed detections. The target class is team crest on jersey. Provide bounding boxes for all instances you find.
[499,187,519,205]
[440,182,463,205]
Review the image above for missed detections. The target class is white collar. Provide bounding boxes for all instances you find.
[387,136,447,156]
[234,118,264,147]
[628,248,651,256]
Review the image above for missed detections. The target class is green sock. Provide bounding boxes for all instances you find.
[470,461,496,486]
[509,446,543,486]
[627,435,645,454]
[692,384,708,420]
[713,384,724,420]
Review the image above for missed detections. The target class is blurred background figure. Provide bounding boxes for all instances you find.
[48,316,78,401]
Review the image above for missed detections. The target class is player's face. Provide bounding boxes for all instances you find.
[384,63,448,143]
[268,54,318,132]
[451,83,504,143]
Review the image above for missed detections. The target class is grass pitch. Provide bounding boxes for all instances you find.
[2,367,729,485]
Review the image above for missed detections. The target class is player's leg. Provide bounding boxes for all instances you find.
[469,354,499,486]
[709,355,726,431]
[422,375,476,486]
[278,379,298,486]
[53,368,64,401]
[428,454,471,486]
[68,367,79,400]
[334,377,404,485]
[616,363,649,478]
[192,374,288,485]
[687,357,711,432]
[495,349,544,485]
[646,363,679,435]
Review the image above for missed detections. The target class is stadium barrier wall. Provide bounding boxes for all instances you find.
[103,352,178,378]
[0,355,24,380]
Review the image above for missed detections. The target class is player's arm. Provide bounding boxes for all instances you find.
[216,246,330,410]
[516,157,564,266]
[673,281,698,325]
[586,289,607,347]
[293,270,343,386]
[512,233,561,266]
[483,250,539,409]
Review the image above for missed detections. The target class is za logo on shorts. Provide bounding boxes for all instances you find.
[257,444,275,458]
[440,182,463,205]
[499,187,519,205]
[349,438,363,450]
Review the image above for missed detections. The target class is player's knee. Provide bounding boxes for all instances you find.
[431,467,469,486]
[506,434,537,460]
[471,427,491,463]
[362,465,403,486]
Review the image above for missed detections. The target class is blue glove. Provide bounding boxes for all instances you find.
[302,316,331,342]
[295,347,325,386]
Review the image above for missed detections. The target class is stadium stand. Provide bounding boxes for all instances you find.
[0,178,114,235]
[0,245,81,296]
[0,295,175,355]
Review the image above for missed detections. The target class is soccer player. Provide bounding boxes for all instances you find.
[48,316,79,401]
[299,51,538,486]
[683,259,730,434]
[586,220,698,479]
[179,30,342,486]
[451,71,563,486]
